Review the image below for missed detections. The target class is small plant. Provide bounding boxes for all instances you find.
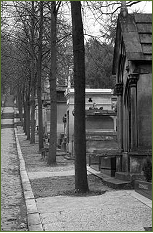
[142,156,152,182]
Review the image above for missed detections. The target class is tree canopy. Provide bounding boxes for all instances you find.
[85,38,115,88]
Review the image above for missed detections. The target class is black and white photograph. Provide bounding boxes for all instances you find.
[1,1,152,231]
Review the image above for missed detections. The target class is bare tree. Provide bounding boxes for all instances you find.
[30,1,36,144]
[47,1,58,165]
[37,1,44,151]
[71,1,89,193]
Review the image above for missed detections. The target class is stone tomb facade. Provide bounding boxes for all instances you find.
[64,88,117,155]
[113,13,152,175]
[35,86,67,140]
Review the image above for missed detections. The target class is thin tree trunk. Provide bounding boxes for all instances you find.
[47,1,57,165]
[30,86,36,143]
[26,79,31,140]
[18,86,23,125]
[71,1,89,193]
[37,1,44,151]
[30,1,36,144]
[23,89,27,134]
[26,96,30,140]
[23,103,26,132]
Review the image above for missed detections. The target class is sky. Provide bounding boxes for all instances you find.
[2,1,152,43]
[82,1,152,40]
[130,1,152,13]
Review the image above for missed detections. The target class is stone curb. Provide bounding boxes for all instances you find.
[126,190,152,209]
[1,106,4,115]
[87,166,152,208]
[14,127,44,231]
[1,94,6,115]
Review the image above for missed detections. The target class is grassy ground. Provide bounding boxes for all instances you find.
[30,174,112,198]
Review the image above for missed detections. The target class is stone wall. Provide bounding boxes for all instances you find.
[137,73,152,149]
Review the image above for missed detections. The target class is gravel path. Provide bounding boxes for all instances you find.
[1,95,28,231]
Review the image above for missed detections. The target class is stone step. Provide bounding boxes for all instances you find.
[115,172,131,181]
[1,124,14,129]
[14,113,20,118]
[115,172,145,182]
[1,113,14,119]
[87,166,132,189]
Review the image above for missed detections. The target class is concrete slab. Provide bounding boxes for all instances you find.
[24,191,35,200]
[27,213,42,226]
[28,224,43,231]
[1,119,14,124]
[20,173,30,182]
[25,199,38,214]
[22,181,32,192]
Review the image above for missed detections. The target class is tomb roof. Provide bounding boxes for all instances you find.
[112,13,152,75]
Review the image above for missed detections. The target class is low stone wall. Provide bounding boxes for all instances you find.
[86,131,118,153]
[135,180,152,200]
[86,131,119,177]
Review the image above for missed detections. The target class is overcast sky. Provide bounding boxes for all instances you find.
[130,1,152,13]
[2,1,152,43]
[83,1,152,40]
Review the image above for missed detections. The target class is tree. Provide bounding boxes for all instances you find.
[1,34,12,94]
[30,1,36,144]
[85,38,115,88]
[25,76,31,140]
[37,1,44,151]
[11,1,37,140]
[11,1,45,145]
[47,1,58,165]
[71,1,89,193]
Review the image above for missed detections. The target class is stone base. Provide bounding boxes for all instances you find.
[135,180,152,200]
[115,172,145,182]
[116,151,152,173]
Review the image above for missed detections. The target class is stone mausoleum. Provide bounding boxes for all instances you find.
[113,12,152,178]
[64,88,117,155]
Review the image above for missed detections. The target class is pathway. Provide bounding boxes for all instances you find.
[1,95,28,231]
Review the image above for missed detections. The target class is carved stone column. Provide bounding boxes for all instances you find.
[128,73,139,151]
[115,83,123,150]
[114,83,123,172]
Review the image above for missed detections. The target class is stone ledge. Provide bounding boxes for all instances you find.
[14,128,44,231]
[28,213,42,226]
[28,223,44,231]
[24,190,35,200]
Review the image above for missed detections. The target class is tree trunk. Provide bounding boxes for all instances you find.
[37,1,44,151]
[23,89,27,134]
[26,80,31,140]
[30,87,36,143]
[23,103,26,133]
[17,85,23,125]
[30,1,36,144]
[26,94,30,140]
[71,1,89,193]
[47,1,57,165]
